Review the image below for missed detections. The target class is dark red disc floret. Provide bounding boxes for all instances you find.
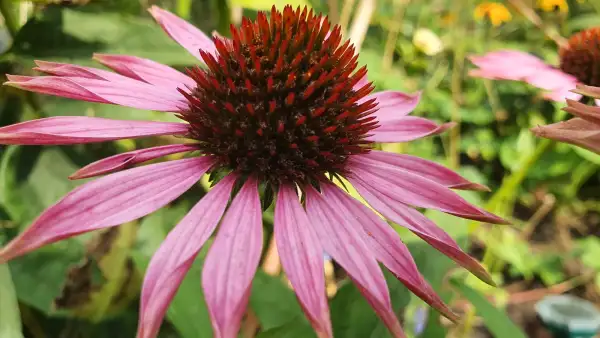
[560,27,600,87]
[177,5,378,184]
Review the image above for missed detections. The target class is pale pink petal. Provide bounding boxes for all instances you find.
[469,50,582,102]
[202,177,263,338]
[348,180,494,285]
[524,68,578,91]
[137,174,236,338]
[368,91,422,121]
[305,187,405,338]
[275,184,332,337]
[148,6,216,61]
[5,75,187,112]
[0,157,215,263]
[0,116,189,145]
[358,151,489,191]
[469,50,549,80]
[70,143,199,179]
[347,158,506,224]
[367,116,455,143]
[531,118,600,154]
[543,86,582,102]
[93,54,196,90]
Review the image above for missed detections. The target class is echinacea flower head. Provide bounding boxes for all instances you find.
[469,27,600,102]
[0,6,506,338]
[532,85,600,154]
[560,28,600,87]
[473,2,512,27]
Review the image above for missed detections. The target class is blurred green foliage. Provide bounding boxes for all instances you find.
[1,0,600,337]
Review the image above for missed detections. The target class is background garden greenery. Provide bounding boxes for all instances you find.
[1,0,600,337]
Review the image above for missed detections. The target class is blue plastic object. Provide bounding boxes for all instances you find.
[535,294,600,338]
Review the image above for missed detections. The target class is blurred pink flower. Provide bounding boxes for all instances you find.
[469,27,600,103]
[0,6,505,338]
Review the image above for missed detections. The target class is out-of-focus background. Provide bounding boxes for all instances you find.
[1,0,600,337]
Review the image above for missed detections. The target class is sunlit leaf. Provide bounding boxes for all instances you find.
[0,264,24,338]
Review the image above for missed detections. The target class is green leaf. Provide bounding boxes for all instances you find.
[250,270,303,330]
[450,278,527,338]
[9,241,84,313]
[330,270,411,338]
[567,14,600,32]
[12,7,197,66]
[0,146,82,225]
[255,318,316,338]
[0,264,24,338]
[573,146,600,166]
[229,0,311,11]
[54,223,140,322]
[132,204,213,338]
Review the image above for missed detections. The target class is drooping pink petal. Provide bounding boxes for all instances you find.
[202,177,263,338]
[275,184,332,338]
[137,174,236,338]
[148,6,217,61]
[368,91,422,121]
[347,158,506,224]
[305,187,405,338]
[0,157,215,263]
[358,151,489,191]
[469,50,549,80]
[349,179,494,285]
[34,60,190,98]
[531,118,600,154]
[574,83,600,100]
[4,75,187,112]
[70,143,200,179]
[5,75,106,103]
[92,54,196,90]
[367,116,455,143]
[320,184,458,322]
[34,60,122,81]
[563,99,600,125]
[0,116,189,145]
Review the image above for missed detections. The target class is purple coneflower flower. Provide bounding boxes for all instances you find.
[469,27,600,102]
[0,6,505,338]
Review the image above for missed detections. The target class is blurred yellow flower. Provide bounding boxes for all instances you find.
[474,2,512,27]
[413,28,444,56]
[537,0,568,13]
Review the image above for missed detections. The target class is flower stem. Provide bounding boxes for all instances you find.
[507,0,567,47]
[175,0,191,19]
[347,0,376,53]
[339,0,356,36]
[448,0,469,170]
[328,0,340,25]
[0,264,24,338]
[381,0,408,71]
